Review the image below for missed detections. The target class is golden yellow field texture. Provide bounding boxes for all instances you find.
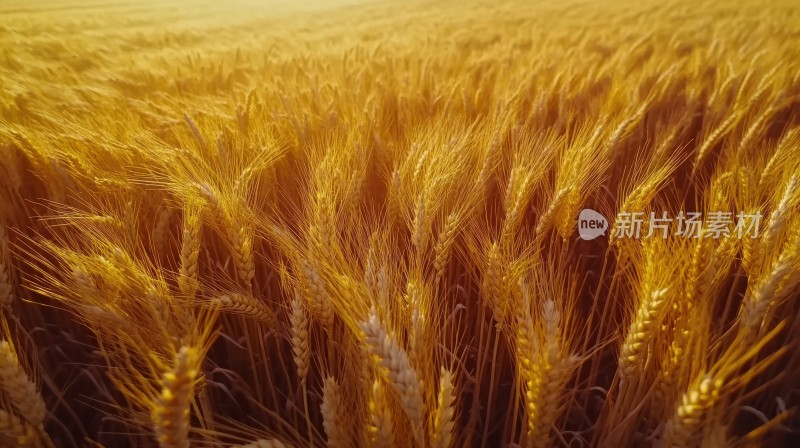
[1,0,800,446]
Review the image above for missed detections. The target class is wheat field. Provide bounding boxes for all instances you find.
[0,0,799,446]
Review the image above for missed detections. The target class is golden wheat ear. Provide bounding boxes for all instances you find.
[290,293,310,381]
[177,198,203,298]
[430,368,456,448]
[359,309,426,447]
[0,409,40,447]
[152,346,200,448]
[211,293,276,326]
[0,342,46,430]
[321,376,349,448]
[367,379,394,448]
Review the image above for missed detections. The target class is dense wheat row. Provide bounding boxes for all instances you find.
[0,0,799,446]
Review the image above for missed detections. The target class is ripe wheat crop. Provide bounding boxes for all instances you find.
[1,0,800,446]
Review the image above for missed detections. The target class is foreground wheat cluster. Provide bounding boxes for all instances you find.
[0,0,799,446]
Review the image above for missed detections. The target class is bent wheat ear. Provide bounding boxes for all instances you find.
[604,101,650,158]
[211,294,275,326]
[693,110,744,170]
[535,187,570,237]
